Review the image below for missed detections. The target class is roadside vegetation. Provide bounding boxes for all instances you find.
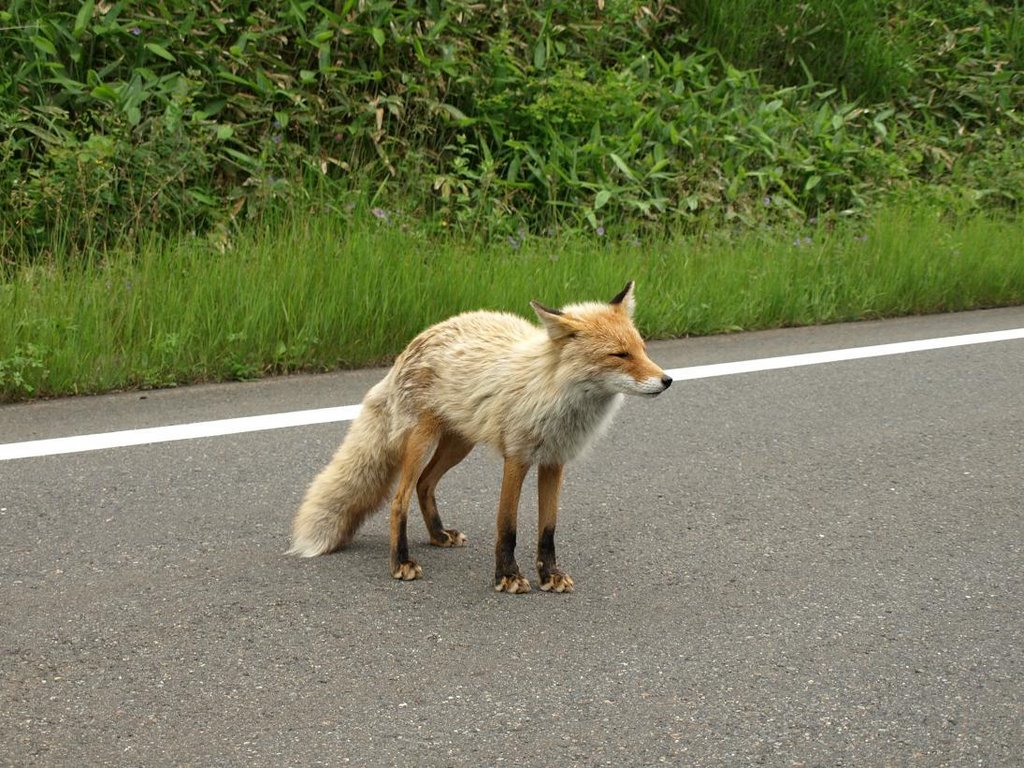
[1,1,1022,400]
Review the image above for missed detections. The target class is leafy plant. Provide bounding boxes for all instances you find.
[0,343,47,395]
[0,0,1020,260]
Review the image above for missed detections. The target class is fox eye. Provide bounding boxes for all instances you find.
[610,351,631,359]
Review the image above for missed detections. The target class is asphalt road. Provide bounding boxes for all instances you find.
[2,308,1023,767]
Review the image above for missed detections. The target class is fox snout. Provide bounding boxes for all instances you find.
[646,372,672,395]
[627,369,673,396]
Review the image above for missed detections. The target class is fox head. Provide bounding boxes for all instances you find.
[531,281,673,397]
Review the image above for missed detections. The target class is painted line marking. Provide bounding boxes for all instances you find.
[2,327,1022,461]
[0,405,362,462]
[665,327,1024,381]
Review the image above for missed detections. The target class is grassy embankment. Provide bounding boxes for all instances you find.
[3,207,1022,399]
[1,1,1022,400]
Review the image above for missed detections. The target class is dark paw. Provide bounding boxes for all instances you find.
[430,528,467,548]
[494,574,532,594]
[391,560,423,581]
[539,568,574,593]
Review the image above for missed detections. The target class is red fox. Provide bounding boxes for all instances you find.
[288,281,672,593]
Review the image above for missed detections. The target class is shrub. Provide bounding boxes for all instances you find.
[1,0,1020,262]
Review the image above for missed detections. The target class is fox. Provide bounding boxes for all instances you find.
[287,281,672,593]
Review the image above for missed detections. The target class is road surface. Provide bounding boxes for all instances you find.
[2,308,1023,766]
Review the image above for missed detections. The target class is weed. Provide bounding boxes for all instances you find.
[0,344,47,396]
[1,1,1020,257]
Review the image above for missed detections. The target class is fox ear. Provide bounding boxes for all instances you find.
[531,300,577,340]
[609,280,635,317]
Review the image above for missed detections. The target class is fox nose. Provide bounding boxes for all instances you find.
[661,374,673,389]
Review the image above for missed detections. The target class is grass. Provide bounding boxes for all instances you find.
[2,205,1023,401]
[681,0,918,100]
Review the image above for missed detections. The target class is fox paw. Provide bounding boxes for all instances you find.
[392,560,423,581]
[495,574,532,594]
[430,529,467,548]
[539,569,574,593]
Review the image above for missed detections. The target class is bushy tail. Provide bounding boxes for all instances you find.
[287,383,400,557]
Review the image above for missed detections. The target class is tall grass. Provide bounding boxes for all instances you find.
[681,0,917,99]
[3,208,1022,400]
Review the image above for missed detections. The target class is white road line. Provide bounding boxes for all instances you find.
[664,327,1024,381]
[2,327,1022,461]
[0,405,362,461]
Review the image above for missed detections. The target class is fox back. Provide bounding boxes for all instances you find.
[386,281,671,465]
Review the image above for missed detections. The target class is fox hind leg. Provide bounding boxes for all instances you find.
[389,416,440,580]
[416,431,473,548]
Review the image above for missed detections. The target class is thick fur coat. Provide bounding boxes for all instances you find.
[288,282,671,592]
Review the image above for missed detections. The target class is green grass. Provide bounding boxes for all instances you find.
[2,2,1019,405]
[2,206,1022,401]
[681,0,918,100]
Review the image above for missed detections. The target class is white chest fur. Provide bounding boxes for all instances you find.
[522,391,624,465]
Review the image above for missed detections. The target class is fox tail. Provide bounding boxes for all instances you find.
[287,381,400,557]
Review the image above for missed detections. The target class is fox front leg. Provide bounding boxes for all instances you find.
[494,458,531,594]
[537,463,574,593]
